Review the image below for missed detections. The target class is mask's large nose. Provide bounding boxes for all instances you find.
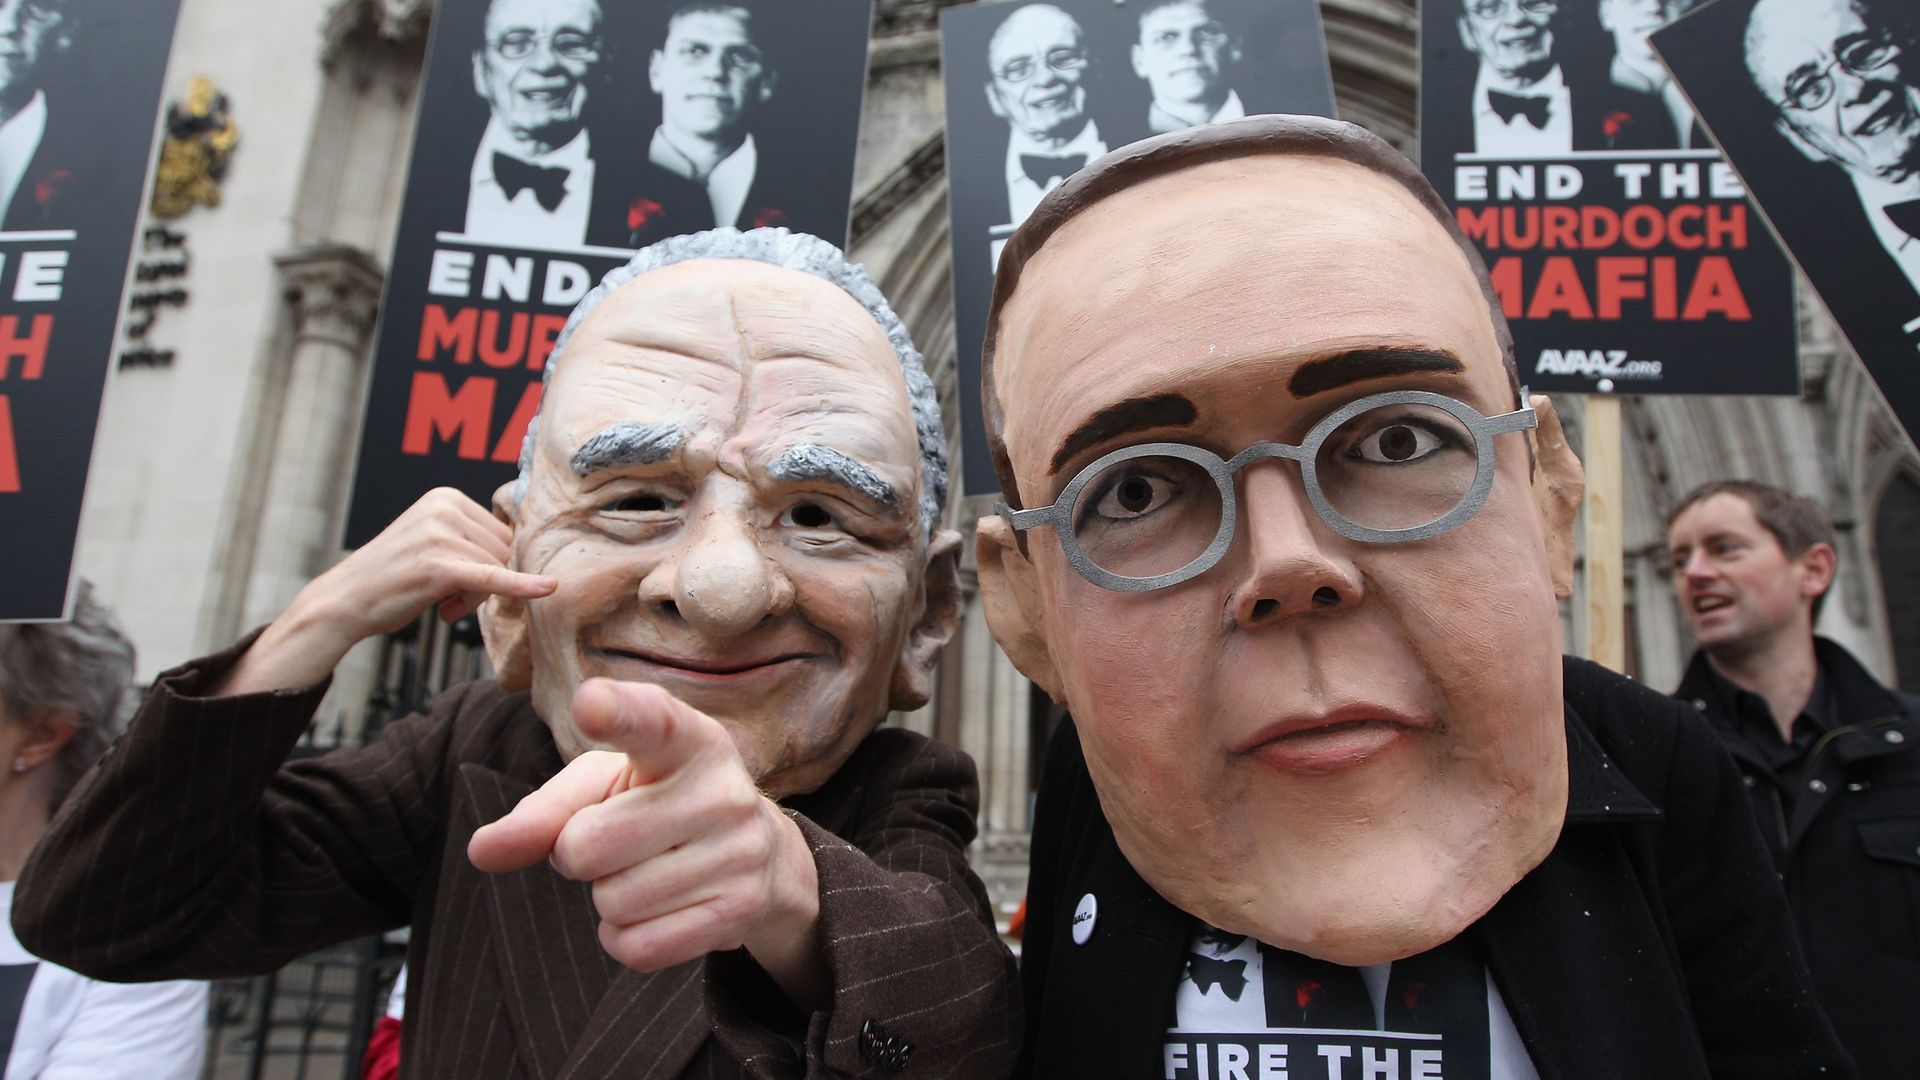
[657,497,795,638]
[1227,464,1364,630]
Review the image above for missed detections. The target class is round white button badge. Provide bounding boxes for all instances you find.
[1071,893,1097,945]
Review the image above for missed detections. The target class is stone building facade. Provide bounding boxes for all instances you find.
[72,0,1920,914]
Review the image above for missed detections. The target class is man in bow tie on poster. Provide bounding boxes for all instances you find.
[984,3,1107,228]
[619,3,801,247]
[0,0,82,231]
[1457,0,1577,155]
[1131,0,1245,137]
[1744,0,1920,298]
[462,0,611,249]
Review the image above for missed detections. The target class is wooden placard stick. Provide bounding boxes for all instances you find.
[1583,394,1626,672]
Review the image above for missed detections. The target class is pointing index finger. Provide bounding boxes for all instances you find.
[573,679,733,787]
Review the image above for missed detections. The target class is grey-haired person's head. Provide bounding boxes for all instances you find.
[0,581,135,810]
[516,227,948,540]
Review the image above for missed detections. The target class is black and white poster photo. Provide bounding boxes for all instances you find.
[433,0,872,253]
[0,0,116,232]
[1432,0,1709,156]
[0,0,182,620]
[1654,0,1920,447]
[940,0,1335,493]
[344,0,873,545]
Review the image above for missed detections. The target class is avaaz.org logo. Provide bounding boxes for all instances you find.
[1534,349,1663,380]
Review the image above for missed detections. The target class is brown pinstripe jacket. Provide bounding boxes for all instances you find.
[13,640,1019,1079]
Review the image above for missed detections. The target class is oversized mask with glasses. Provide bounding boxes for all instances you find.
[1000,388,1537,591]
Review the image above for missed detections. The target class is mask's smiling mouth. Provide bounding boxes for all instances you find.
[590,645,817,679]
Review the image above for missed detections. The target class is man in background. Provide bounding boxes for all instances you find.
[1668,480,1920,1080]
[463,0,611,248]
[984,3,1105,227]
[1595,0,1687,147]
[1131,0,1244,136]
[0,581,206,1075]
[624,2,785,245]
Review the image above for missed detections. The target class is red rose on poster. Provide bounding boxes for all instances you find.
[34,168,71,206]
[627,197,663,232]
[1603,111,1631,139]
[752,207,785,228]
[1296,979,1322,1009]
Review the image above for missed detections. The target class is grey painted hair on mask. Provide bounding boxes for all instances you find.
[515,227,949,539]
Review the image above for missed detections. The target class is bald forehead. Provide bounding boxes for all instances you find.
[559,259,894,375]
[992,6,1082,59]
[995,154,1497,399]
[1746,0,1852,75]
[488,0,601,32]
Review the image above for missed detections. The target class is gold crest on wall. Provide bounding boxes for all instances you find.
[151,76,238,219]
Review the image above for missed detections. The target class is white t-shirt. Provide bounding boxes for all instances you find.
[1164,926,1540,1080]
[0,882,207,1079]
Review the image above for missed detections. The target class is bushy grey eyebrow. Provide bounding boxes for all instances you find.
[569,422,687,476]
[767,444,898,509]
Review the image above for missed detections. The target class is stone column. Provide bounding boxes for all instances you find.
[235,246,385,741]
[243,245,383,630]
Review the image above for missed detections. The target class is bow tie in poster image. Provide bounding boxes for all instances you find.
[1653,0,1920,451]
[0,0,184,621]
[941,0,1338,496]
[343,0,875,545]
[1420,0,1798,399]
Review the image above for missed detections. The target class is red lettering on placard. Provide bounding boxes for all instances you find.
[402,371,495,459]
[0,394,18,493]
[528,314,565,373]
[417,304,477,363]
[1682,257,1750,320]
[1457,207,1499,246]
[477,310,527,370]
[1482,256,1750,322]
[1527,259,1595,319]
[492,381,542,463]
[1595,257,1648,319]
[1464,204,1744,252]
[0,315,53,380]
[1487,256,1524,318]
[420,305,567,372]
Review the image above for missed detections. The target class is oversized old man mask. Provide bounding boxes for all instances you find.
[976,117,1585,966]
[482,229,960,798]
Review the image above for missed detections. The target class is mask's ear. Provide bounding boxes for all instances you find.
[889,527,964,712]
[975,512,1065,701]
[1529,393,1584,599]
[480,480,535,693]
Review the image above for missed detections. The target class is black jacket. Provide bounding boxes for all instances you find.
[1019,657,1851,1079]
[1676,639,1920,1080]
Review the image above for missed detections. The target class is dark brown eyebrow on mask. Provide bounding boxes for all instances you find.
[1287,348,1466,398]
[1050,393,1199,475]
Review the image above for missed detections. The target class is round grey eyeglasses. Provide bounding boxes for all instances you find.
[995,387,1538,593]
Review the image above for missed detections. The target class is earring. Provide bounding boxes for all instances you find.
[10,758,24,774]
